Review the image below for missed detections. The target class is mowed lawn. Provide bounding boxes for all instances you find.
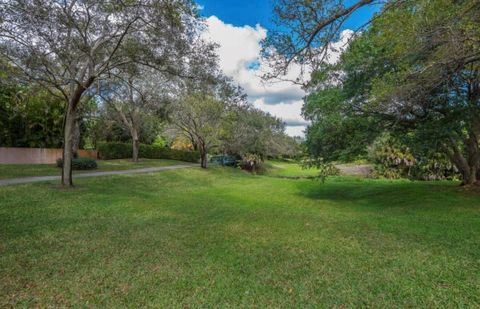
[0,159,188,179]
[1,166,479,307]
[265,160,323,177]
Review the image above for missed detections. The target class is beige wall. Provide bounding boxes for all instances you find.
[0,147,97,164]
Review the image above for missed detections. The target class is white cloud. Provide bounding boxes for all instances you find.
[285,126,307,137]
[203,16,351,137]
[253,98,308,125]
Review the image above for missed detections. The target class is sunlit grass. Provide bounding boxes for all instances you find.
[0,166,479,307]
[0,159,188,179]
[265,159,321,177]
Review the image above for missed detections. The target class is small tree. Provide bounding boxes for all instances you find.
[220,105,291,159]
[172,94,225,168]
[101,69,173,162]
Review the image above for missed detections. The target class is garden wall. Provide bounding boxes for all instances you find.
[0,147,97,164]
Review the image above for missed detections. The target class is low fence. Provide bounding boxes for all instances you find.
[0,147,97,164]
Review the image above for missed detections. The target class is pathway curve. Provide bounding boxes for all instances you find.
[0,164,196,186]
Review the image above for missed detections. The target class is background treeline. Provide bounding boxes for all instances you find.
[0,0,302,187]
[0,0,300,186]
[0,70,301,164]
[0,61,302,174]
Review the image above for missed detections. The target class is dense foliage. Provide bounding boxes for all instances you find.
[221,105,302,160]
[239,153,265,174]
[56,157,97,170]
[88,105,163,148]
[0,86,64,148]
[98,142,199,163]
[302,0,480,184]
[367,134,416,179]
[0,0,209,186]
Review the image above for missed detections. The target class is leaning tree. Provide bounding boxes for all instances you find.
[0,0,202,186]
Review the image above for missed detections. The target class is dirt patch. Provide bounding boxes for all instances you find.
[336,164,372,177]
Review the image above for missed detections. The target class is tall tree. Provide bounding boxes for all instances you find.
[0,0,201,186]
[366,0,480,185]
[303,0,480,185]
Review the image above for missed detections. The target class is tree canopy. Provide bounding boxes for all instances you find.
[300,0,480,184]
[0,0,209,186]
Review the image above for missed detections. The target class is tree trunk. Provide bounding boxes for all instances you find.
[463,167,478,186]
[72,116,81,158]
[61,80,92,187]
[447,134,480,186]
[131,127,140,163]
[464,128,480,186]
[62,104,76,187]
[200,148,207,169]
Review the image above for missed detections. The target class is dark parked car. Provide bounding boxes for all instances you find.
[210,155,239,167]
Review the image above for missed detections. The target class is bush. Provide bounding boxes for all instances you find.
[368,134,460,180]
[97,142,132,160]
[139,144,199,162]
[368,134,415,179]
[239,153,265,174]
[56,157,97,170]
[409,152,459,181]
[97,142,199,163]
[301,157,340,183]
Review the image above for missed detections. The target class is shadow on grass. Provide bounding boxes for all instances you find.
[293,177,473,210]
[1,170,480,307]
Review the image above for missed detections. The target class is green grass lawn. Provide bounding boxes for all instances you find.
[0,159,188,179]
[1,167,479,307]
[265,159,322,177]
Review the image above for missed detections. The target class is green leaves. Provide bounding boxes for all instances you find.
[303,0,480,183]
[301,156,340,183]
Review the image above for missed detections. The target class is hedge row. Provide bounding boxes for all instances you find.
[97,142,132,160]
[56,157,98,170]
[97,142,199,163]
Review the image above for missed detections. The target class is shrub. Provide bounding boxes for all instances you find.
[98,142,132,160]
[56,157,97,170]
[139,144,199,162]
[97,142,199,163]
[152,136,167,147]
[368,134,460,180]
[301,157,340,183]
[239,153,265,174]
[368,134,415,179]
[409,152,459,181]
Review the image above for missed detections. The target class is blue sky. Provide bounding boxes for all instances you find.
[197,0,274,29]
[197,1,380,137]
[197,0,380,31]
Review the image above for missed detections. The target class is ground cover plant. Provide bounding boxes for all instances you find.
[1,165,479,307]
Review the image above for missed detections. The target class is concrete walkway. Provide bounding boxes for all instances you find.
[0,164,196,186]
